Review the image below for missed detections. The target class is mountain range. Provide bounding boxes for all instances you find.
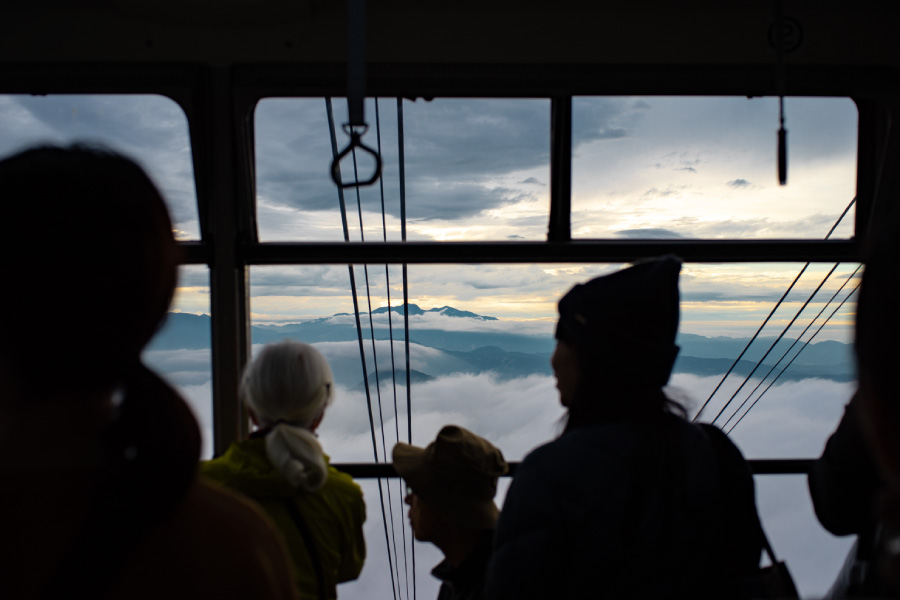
[146,305,856,386]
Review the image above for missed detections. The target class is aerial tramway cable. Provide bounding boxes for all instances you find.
[711,262,839,427]
[372,97,412,600]
[692,196,856,423]
[326,97,399,600]
[727,280,860,434]
[396,96,417,600]
[720,263,862,430]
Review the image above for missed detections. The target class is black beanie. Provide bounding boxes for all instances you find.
[556,255,681,386]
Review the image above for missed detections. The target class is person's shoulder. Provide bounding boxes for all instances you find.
[324,464,363,494]
[183,477,294,557]
[113,477,298,599]
[319,465,366,515]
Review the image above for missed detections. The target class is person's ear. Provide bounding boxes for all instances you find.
[310,408,325,433]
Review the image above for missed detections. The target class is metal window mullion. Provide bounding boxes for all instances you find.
[195,67,252,456]
[548,96,572,242]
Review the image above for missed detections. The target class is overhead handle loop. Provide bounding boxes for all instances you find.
[329,0,382,189]
[331,124,383,189]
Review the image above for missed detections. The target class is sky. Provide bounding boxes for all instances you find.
[0,92,863,598]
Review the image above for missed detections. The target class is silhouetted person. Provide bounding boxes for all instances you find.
[808,392,887,596]
[393,425,508,600]
[850,200,900,595]
[202,339,366,599]
[486,256,753,599]
[0,145,297,599]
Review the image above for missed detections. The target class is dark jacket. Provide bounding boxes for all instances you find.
[486,414,724,599]
[809,395,884,538]
[434,531,494,600]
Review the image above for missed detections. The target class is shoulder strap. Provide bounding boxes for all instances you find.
[282,498,326,600]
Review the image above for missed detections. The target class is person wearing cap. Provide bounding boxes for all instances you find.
[485,256,732,599]
[201,340,366,600]
[393,425,508,600]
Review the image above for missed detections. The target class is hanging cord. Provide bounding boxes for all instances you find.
[693,196,856,422]
[371,98,410,600]
[326,97,399,600]
[397,96,416,600]
[727,281,860,435]
[775,0,788,185]
[721,263,862,430]
[331,0,381,188]
[712,262,840,427]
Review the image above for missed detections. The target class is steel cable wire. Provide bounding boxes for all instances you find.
[711,262,840,426]
[374,98,411,600]
[396,97,416,600]
[326,97,399,600]
[692,197,856,423]
[727,281,860,434]
[720,263,862,430]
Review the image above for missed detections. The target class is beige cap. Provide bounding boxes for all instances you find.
[393,425,508,530]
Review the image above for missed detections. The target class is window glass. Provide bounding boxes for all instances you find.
[144,266,212,457]
[755,475,855,597]
[249,259,858,598]
[254,98,551,241]
[0,94,200,239]
[249,261,858,463]
[571,97,858,239]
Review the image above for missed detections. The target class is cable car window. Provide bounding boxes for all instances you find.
[0,94,200,240]
[571,97,858,239]
[144,265,213,457]
[254,98,550,242]
[756,475,855,598]
[247,260,857,464]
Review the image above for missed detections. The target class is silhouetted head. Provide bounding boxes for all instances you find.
[0,144,178,399]
[394,425,508,533]
[554,255,683,427]
[240,340,335,430]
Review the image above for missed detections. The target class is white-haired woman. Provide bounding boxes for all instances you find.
[202,340,366,600]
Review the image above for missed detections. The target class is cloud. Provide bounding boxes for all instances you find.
[728,178,751,188]
[615,228,684,239]
[594,127,628,140]
[149,339,854,599]
[0,95,200,237]
[676,166,697,172]
[518,177,545,186]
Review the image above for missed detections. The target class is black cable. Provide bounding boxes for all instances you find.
[727,281,860,435]
[397,96,416,600]
[692,196,856,422]
[327,97,398,600]
[721,264,862,430]
[374,97,410,600]
[712,262,840,426]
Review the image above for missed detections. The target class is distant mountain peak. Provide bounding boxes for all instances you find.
[370,303,496,320]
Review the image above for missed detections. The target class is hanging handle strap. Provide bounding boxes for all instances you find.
[330,0,382,189]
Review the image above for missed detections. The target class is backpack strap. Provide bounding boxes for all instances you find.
[282,498,326,600]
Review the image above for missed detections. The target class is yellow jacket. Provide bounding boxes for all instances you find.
[201,438,366,599]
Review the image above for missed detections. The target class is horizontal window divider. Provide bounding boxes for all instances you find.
[178,241,209,264]
[333,458,814,479]
[239,240,860,265]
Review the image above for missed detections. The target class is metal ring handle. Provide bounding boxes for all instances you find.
[331,126,383,189]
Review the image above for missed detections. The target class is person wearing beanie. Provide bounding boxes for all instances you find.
[393,425,508,600]
[486,256,744,599]
[202,340,366,600]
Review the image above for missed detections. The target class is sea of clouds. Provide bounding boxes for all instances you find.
[144,341,858,599]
